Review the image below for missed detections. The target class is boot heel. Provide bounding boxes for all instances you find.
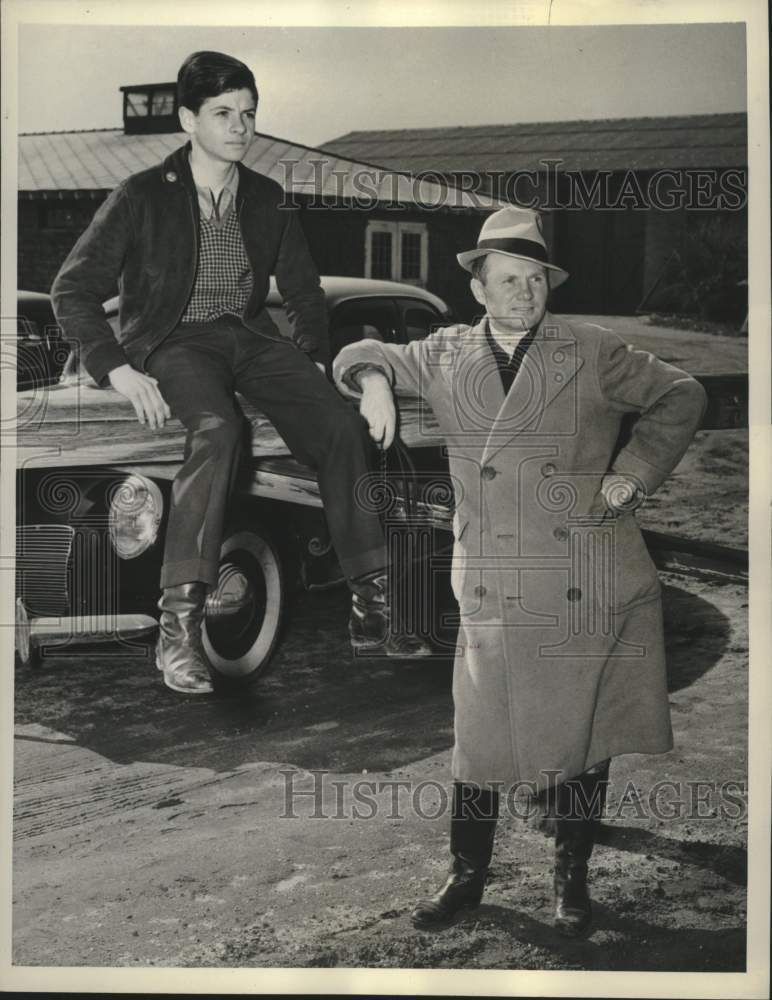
[349,570,432,657]
[410,883,484,929]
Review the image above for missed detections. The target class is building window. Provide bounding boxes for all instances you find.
[365,221,428,285]
[121,83,179,135]
[400,231,423,282]
[124,86,175,118]
[151,90,175,116]
[370,230,394,280]
[125,92,150,117]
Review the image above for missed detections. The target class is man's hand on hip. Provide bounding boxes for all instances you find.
[108,363,171,430]
[600,473,645,513]
[358,371,396,450]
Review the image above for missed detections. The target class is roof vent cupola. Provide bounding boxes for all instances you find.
[120,82,179,135]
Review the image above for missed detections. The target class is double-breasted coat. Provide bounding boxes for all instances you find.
[334,314,707,790]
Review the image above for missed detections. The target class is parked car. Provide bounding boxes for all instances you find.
[14,281,747,685]
[14,279,456,685]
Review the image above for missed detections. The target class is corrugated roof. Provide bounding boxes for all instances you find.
[321,113,747,174]
[18,128,500,210]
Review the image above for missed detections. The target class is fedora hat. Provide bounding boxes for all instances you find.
[457,206,569,288]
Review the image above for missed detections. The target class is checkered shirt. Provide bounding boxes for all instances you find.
[181,209,252,323]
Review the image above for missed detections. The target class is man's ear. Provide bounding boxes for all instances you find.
[178,105,197,135]
[470,276,487,308]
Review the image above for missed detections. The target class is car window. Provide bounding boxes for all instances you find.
[266,305,295,340]
[401,302,443,342]
[17,316,43,341]
[16,298,60,342]
[329,298,399,357]
[16,296,70,389]
[105,307,120,337]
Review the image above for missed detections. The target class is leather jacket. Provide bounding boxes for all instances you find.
[51,142,329,385]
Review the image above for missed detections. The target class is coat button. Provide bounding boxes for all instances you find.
[567,587,582,602]
[541,462,557,477]
[474,585,487,597]
[553,527,569,541]
[481,466,497,481]
[165,170,178,182]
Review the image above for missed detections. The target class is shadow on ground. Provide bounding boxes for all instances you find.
[15,580,729,773]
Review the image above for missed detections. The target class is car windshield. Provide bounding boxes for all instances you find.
[17,298,59,341]
[17,316,43,341]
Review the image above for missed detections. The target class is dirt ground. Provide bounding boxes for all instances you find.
[638,428,748,548]
[562,314,748,374]
[12,568,748,972]
[12,316,751,975]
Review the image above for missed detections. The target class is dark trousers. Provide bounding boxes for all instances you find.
[145,317,387,589]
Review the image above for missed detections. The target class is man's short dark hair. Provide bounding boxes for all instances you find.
[177,51,258,113]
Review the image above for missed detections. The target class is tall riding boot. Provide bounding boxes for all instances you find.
[553,760,610,937]
[411,782,499,929]
[349,568,433,657]
[155,582,214,694]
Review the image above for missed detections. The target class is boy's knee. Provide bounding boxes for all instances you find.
[331,405,368,445]
[187,412,243,456]
[299,405,368,469]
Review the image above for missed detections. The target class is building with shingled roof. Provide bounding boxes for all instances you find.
[323,114,747,319]
[18,81,501,322]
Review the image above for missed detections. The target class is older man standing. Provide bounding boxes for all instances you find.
[333,207,707,937]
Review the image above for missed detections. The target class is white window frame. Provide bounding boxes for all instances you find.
[365,220,428,286]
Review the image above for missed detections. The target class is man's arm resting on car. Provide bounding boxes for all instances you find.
[354,369,396,450]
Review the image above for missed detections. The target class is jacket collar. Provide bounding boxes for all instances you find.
[161,142,256,207]
[161,142,196,196]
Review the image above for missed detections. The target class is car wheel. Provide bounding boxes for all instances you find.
[201,523,284,688]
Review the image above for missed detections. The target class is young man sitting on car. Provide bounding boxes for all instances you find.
[52,50,429,695]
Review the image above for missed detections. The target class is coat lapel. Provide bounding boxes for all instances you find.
[446,318,506,445]
[483,313,584,462]
[235,166,273,279]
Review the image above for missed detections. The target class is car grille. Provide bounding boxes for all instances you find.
[16,524,75,616]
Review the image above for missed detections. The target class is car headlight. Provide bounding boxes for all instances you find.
[108,474,163,559]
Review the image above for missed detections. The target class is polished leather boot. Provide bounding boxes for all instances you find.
[349,569,433,657]
[155,582,214,694]
[411,783,498,929]
[553,762,609,938]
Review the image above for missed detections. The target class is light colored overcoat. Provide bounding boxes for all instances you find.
[334,314,707,790]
